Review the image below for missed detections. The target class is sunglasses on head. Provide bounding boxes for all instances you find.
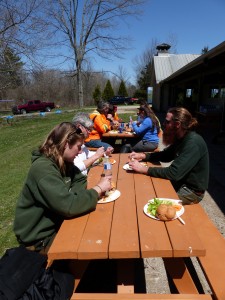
[67,127,84,139]
[81,124,93,132]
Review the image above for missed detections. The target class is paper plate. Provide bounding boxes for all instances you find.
[94,158,116,166]
[123,163,133,171]
[108,158,116,165]
[108,130,118,134]
[143,198,184,221]
[98,190,121,204]
[123,162,147,171]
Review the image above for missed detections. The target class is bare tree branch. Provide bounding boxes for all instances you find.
[43,0,146,106]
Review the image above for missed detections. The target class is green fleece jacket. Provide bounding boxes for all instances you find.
[14,150,98,246]
[145,131,209,192]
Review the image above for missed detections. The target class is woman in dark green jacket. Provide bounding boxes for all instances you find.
[14,122,112,253]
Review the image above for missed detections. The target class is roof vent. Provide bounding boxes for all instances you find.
[156,43,171,55]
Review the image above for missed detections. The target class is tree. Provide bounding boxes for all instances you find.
[118,80,128,97]
[134,36,177,98]
[44,0,145,107]
[93,84,101,104]
[0,0,49,92]
[0,47,24,94]
[102,80,114,101]
[201,46,209,54]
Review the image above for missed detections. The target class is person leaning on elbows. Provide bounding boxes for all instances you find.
[13,122,112,254]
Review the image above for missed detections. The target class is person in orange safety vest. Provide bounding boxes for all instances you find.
[85,101,114,151]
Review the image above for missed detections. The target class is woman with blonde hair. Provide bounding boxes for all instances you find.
[14,122,112,254]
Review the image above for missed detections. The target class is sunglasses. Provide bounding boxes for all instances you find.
[81,124,93,132]
[164,119,172,124]
[67,127,84,139]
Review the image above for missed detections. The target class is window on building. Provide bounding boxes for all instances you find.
[186,89,192,98]
[210,88,219,98]
[220,87,225,98]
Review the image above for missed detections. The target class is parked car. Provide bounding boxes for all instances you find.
[109,96,139,105]
[12,100,55,115]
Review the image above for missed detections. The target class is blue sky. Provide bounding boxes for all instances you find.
[92,0,225,85]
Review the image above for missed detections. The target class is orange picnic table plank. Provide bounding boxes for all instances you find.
[151,175,206,257]
[76,154,120,259]
[109,154,140,259]
[134,172,173,258]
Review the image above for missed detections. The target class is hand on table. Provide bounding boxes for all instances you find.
[129,152,146,161]
[128,159,148,174]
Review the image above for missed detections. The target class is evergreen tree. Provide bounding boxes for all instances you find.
[102,80,114,101]
[201,46,209,54]
[136,62,153,100]
[118,80,128,96]
[0,46,24,90]
[93,84,102,103]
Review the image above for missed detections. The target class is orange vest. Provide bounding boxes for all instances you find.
[85,111,111,142]
[113,112,119,121]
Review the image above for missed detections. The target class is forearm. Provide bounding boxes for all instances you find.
[83,153,102,169]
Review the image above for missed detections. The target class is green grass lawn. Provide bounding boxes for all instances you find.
[0,109,130,256]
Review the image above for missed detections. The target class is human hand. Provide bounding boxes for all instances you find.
[128,160,148,174]
[95,147,105,158]
[107,113,113,121]
[105,146,114,156]
[129,152,145,161]
[97,175,112,193]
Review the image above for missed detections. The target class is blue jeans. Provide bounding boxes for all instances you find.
[132,140,158,152]
[85,139,112,151]
[177,185,204,205]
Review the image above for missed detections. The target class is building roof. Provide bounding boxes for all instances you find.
[153,53,200,83]
[162,40,225,83]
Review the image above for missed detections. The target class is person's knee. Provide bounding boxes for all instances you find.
[120,144,131,153]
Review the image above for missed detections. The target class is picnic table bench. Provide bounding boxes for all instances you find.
[47,153,225,300]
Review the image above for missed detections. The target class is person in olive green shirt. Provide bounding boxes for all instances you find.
[14,122,112,253]
[129,107,209,205]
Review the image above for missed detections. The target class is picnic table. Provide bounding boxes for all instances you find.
[47,153,225,300]
[101,130,139,152]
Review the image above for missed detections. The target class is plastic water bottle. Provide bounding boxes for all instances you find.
[129,116,133,129]
[102,156,112,177]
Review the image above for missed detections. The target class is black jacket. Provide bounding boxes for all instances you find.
[0,246,74,300]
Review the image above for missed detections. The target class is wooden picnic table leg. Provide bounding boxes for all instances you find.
[163,257,199,294]
[68,260,90,291]
[117,259,135,293]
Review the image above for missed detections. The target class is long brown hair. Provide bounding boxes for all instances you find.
[168,107,198,131]
[139,106,160,134]
[39,122,84,174]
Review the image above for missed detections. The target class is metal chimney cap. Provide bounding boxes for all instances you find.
[156,43,171,51]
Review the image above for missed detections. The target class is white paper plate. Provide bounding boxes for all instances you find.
[98,190,121,204]
[108,158,116,165]
[123,162,147,171]
[108,130,118,134]
[93,158,116,166]
[123,163,133,171]
[143,198,184,221]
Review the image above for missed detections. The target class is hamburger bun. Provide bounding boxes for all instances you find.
[156,204,176,221]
